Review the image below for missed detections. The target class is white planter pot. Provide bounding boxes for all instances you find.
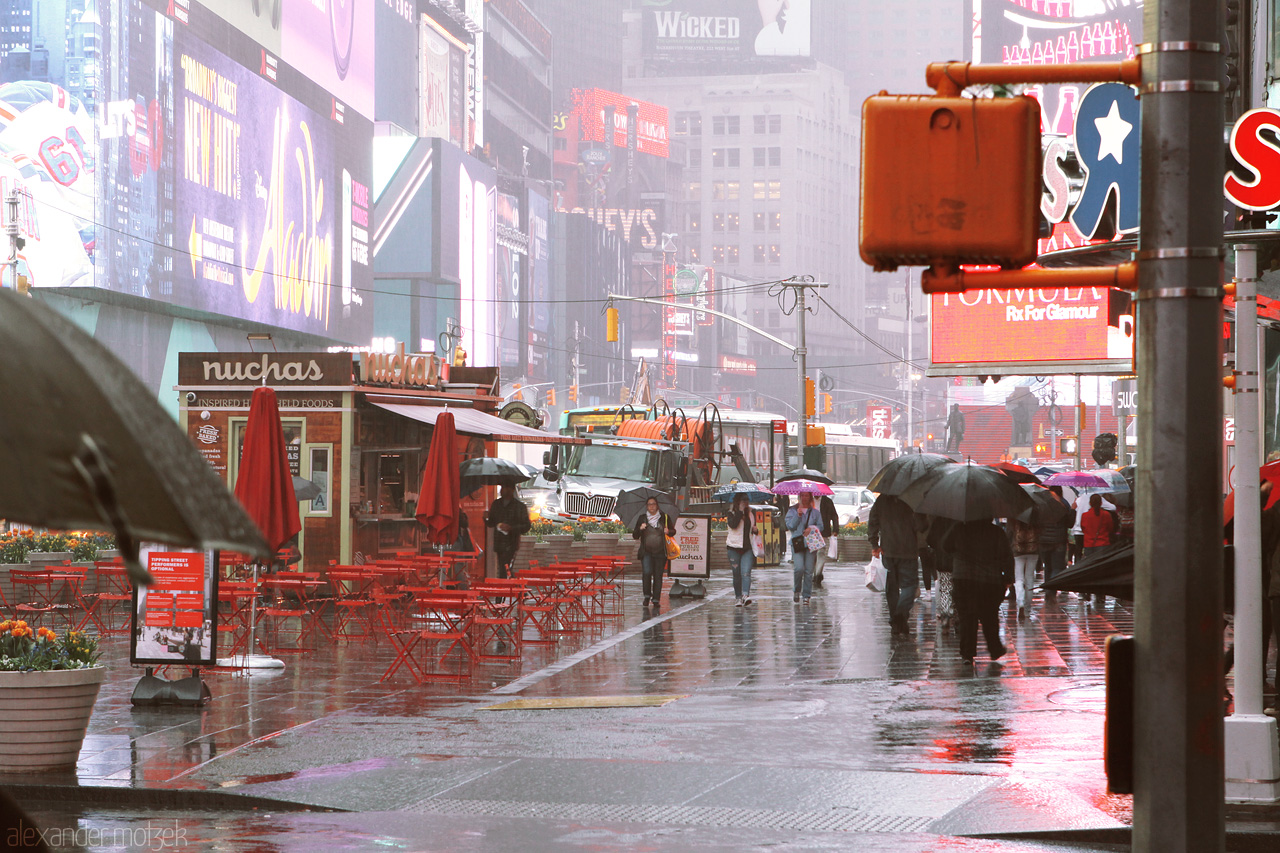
[0,666,105,772]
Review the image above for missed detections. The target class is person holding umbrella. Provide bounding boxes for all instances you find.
[726,493,758,606]
[632,496,676,608]
[1035,485,1074,594]
[942,518,1012,665]
[786,491,822,604]
[868,493,926,634]
[813,491,840,587]
[485,483,531,578]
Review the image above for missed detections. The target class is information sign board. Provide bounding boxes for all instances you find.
[130,547,218,667]
[668,515,711,579]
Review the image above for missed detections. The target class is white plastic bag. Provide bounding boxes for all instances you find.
[864,554,887,592]
[750,531,764,558]
[826,536,839,560]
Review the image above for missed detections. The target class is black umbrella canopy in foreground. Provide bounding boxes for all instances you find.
[900,461,1034,523]
[1043,542,1134,600]
[459,456,537,497]
[867,453,954,496]
[1018,484,1074,524]
[0,290,269,583]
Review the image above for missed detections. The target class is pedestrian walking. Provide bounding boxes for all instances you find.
[726,494,757,606]
[926,518,957,633]
[868,493,926,635]
[1080,493,1118,606]
[775,492,793,563]
[943,518,1013,665]
[485,483,531,579]
[786,491,822,605]
[633,496,675,608]
[813,492,840,587]
[1035,485,1073,595]
[1007,517,1038,621]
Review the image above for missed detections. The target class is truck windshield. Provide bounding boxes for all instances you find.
[564,445,658,482]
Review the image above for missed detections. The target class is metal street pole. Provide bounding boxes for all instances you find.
[795,280,808,471]
[1223,243,1280,801]
[906,277,914,451]
[1134,2,1226,849]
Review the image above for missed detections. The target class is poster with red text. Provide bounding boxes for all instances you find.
[130,547,218,666]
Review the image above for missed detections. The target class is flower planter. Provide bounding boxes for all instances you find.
[0,667,105,772]
[26,551,73,566]
[839,538,873,563]
[583,533,620,556]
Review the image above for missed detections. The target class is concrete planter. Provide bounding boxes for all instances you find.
[26,551,73,566]
[0,666,105,772]
[839,538,873,562]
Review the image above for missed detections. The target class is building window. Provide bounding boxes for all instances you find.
[768,309,781,328]
[690,245,701,262]
[675,111,702,135]
[769,244,781,263]
[688,148,701,168]
[712,116,725,135]
[769,180,781,199]
[754,244,767,263]
[726,212,740,232]
[726,181,740,200]
[769,114,781,133]
[754,211,766,231]
[753,180,766,200]
[712,181,725,200]
[754,114,767,134]
[713,212,726,231]
[726,148,739,167]
[688,181,701,200]
[712,115,740,135]
[769,211,781,231]
[713,245,726,263]
[753,147,766,167]
[769,146,781,167]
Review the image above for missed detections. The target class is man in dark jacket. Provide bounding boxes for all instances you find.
[486,484,531,578]
[868,493,926,636]
[814,493,840,586]
[943,518,1014,664]
[1035,485,1074,593]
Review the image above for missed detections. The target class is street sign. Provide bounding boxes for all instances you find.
[771,419,786,434]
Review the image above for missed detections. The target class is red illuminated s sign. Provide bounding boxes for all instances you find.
[867,405,892,440]
[1226,109,1280,210]
[930,287,1134,375]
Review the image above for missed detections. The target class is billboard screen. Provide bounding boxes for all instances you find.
[376,0,418,131]
[0,0,374,344]
[494,191,526,372]
[571,89,670,158]
[642,0,811,60]
[527,192,551,382]
[438,140,496,366]
[281,0,376,119]
[930,287,1134,375]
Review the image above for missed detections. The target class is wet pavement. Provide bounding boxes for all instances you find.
[5,561,1278,851]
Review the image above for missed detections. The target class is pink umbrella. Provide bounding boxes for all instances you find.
[771,478,834,496]
[415,411,460,547]
[1043,470,1109,490]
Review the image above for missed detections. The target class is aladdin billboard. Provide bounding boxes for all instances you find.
[0,0,374,344]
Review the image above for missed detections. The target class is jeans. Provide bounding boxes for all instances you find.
[728,546,754,599]
[793,549,816,599]
[641,552,665,602]
[1012,554,1037,609]
[883,555,919,620]
[1039,545,1066,585]
[953,578,1007,660]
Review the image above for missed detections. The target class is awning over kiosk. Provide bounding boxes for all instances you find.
[367,400,589,445]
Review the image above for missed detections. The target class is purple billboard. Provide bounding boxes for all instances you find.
[281,0,376,120]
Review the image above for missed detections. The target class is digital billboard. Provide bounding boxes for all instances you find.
[571,89,670,158]
[281,0,376,119]
[930,287,1135,375]
[642,0,811,60]
[0,0,375,344]
[203,0,284,56]
[527,192,551,382]
[375,0,418,131]
[419,13,470,148]
[495,191,526,372]
[438,139,496,367]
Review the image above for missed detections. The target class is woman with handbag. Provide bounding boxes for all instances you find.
[786,491,824,605]
[726,494,759,606]
[633,496,676,609]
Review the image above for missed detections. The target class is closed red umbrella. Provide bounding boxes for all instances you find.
[415,411,460,547]
[234,387,301,553]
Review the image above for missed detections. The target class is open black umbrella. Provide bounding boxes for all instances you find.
[867,453,955,497]
[0,289,269,585]
[1018,483,1073,524]
[615,486,678,528]
[776,467,834,486]
[1043,542,1134,599]
[900,461,1034,522]
[459,456,537,497]
[292,475,323,502]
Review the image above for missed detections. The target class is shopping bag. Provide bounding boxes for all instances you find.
[665,534,681,559]
[826,536,839,560]
[750,531,764,558]
[803,525,826,553]
[864,554,887,592]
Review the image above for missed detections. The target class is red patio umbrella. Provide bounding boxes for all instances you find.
[415,411,460,547]
[234,387,301,553]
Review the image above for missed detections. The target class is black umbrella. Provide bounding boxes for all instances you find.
[1018,483,1073,524]
[292,475,323,502]
[776,467,834,486]
[867,453,955,496]
[900,461,1034,522]
[0,290,270,586]
[459,456,537,497]
[615,486,678,529]
[1042,542,1134,599]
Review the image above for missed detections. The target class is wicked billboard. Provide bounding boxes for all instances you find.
[0,0,374,344]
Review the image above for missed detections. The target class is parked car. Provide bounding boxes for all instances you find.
[830,486,876,526]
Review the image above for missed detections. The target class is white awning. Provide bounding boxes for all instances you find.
[366,400,588,445]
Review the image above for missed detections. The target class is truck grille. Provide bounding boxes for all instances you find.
[564,493,616,518]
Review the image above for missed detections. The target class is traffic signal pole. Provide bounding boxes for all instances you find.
[1134,1,1226,848]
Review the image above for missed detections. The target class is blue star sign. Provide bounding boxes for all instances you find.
[1069,83,1141,240]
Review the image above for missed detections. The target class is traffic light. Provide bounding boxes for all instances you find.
[605,306,619,342]
[568,384,578,404]
[545,387,556,407]
[820,392,832,414]
[453,345,467,367]
[512,382,523,401]
[1060,437,1078,454]
[1091,432,1118,466]
[804,377,816,418]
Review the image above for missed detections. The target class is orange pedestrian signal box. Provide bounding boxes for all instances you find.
[859,94,1041,271]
